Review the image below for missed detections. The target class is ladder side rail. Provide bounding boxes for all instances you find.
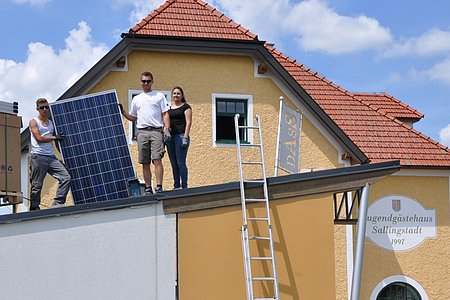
[256,114,280,299]
[235,114,249,226]
[256,115,271,223]
[235,114,255,299]
[242,225,253,300]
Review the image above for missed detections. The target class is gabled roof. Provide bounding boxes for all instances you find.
[266,47,450,167]
[125,0,450,168]
[48,0,449,169]
[352,92,424,122]
[130,0,257,41]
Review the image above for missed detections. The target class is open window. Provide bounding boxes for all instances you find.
[212,93,253,146]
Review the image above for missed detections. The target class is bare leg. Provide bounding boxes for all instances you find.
[142,163,152,187]
[153,159,163,186]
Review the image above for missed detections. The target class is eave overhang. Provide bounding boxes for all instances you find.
[0,160,400,224]
[161,160,400,214]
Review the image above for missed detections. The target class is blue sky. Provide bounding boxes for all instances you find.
[1,0,449,146]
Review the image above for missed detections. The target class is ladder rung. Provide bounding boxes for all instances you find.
[252,277,275,281]
[242,161,263,165]
[245,198,266,202]
[247,217,269,221]
[249,236,270,240]
[238,126,259,130]
[244,179,265,183]
[240,143,261,147]
[251,256,273,260]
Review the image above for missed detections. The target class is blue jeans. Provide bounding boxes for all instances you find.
[166,134,189,189]
[30,154,71,209]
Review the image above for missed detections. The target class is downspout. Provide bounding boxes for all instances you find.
[350,183,370,300]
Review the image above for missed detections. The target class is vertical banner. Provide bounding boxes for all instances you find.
[274,97,302,175]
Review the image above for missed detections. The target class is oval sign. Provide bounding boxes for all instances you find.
[366,195,436,251]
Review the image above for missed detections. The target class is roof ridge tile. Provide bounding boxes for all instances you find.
[129,0,258,40]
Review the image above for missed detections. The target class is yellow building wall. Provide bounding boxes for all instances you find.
[359,175,450,300]
[178,194,336,300]
[334,175,449,300]
[34,50,342,208]
[89,50,341,190]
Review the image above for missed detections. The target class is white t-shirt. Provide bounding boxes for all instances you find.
[130,91,169,128]
[30,118,55,156]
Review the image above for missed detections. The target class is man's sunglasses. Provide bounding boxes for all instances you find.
[141,80,152,84]
[38,105,50,110]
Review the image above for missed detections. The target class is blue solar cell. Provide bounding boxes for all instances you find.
[49,90,136,205]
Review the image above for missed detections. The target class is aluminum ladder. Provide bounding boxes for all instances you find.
[234,114,280,300]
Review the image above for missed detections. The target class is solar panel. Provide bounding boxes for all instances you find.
[49,90,135,205]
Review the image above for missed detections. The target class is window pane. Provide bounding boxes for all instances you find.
[226,102,235,113]
[236,102,245,114]
[215,97,249,143]
[217,101,226,113]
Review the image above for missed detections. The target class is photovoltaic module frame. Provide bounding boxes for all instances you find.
[49,90,135,205]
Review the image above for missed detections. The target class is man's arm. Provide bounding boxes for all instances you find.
[118,104,137,122]
[163,111,170,132]
[29,119,57,143]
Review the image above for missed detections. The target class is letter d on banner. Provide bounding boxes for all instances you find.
[274,97,302,176]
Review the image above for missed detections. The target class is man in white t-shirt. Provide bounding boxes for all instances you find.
[120,71,170,194]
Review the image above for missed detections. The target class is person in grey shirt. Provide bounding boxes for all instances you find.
[29,98,70,210]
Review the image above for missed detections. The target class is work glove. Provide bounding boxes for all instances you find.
[181,136,189,148]
[163,130,171,144]
[55,132,66,142]
[118,103,124,114]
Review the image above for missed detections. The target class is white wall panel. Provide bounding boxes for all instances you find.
[0,202,176,300]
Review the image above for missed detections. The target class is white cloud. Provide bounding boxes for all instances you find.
[128,0,162,24]
[107,0,162,25]
[439,124,450,147]
[383,28,450,58]
[0,21,109,129]
[12,0,50,6]
[208,0,291,48]
[209,0,392,55]
[422,57,450,85]
[285,1,392,54]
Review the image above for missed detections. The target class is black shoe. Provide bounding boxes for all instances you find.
[155,186,163,193]
[144,187,153,195]
[29,206,40,211]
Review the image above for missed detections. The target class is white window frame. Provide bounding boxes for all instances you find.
[127,89,171,144]
[212,93,253,147]
[370,275,428,300]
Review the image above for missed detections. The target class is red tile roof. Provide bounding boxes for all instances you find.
[352,92,424,122]
[129,0,257,40]
[128,0,450,168]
